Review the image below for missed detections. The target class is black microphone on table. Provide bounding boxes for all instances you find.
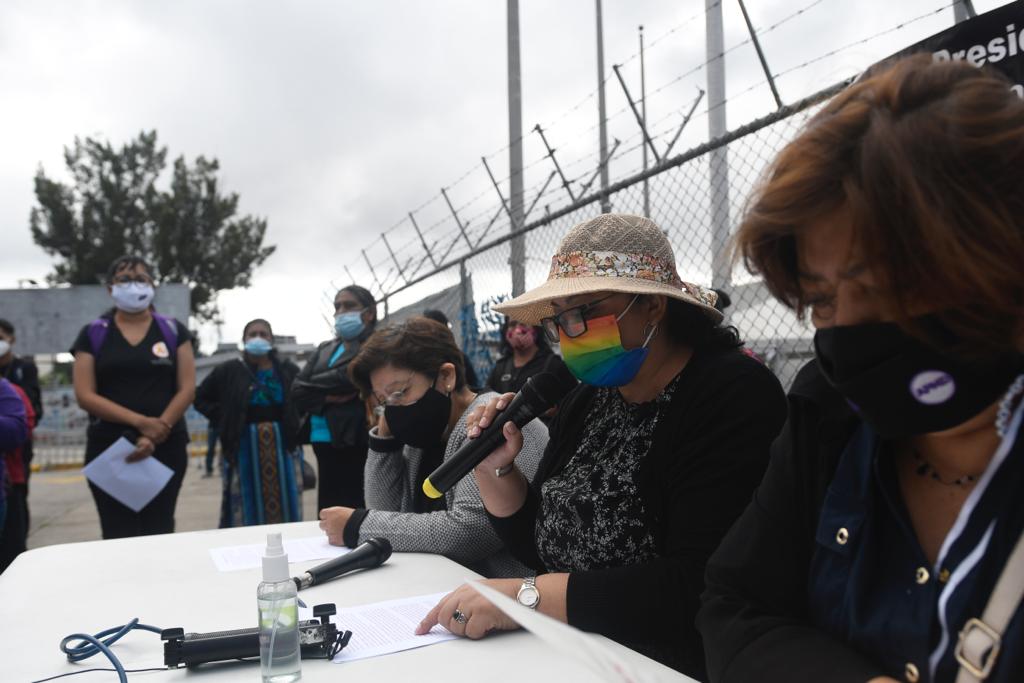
[422,366,577,499]
[293,537,393,590]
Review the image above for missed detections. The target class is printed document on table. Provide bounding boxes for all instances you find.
[82,437,174,513]
[299,592,458,663]
[209,536,351,572]
[469,581,687,683]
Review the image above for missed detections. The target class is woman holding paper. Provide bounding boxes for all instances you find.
[194,318,304,527]
[71,255,195,539]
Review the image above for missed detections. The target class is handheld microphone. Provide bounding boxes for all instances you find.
[422,367,576,499]
[293,537,392,590]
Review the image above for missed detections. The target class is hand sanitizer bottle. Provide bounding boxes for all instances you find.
[258,533,301,682]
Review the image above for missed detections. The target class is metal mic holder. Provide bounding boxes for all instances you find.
[161,603,351,668]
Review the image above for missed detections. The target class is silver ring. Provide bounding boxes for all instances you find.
[452,609,468,624]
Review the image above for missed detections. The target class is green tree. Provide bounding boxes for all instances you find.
[29,130,275,322]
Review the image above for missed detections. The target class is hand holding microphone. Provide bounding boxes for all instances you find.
[422,367,576,499]
[466,392,520,472]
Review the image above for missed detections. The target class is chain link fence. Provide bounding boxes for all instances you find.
[32,385,211,470]
[371,79,850,390]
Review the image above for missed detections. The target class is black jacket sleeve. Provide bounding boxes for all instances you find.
[291,342,361,415]
[290,344,326,415]
[193,364,223,425]
[696,361,882,683]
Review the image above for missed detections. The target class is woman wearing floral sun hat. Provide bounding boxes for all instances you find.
[417,213,787,677]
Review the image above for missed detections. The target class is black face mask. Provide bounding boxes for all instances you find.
[814,319,1023,438]
[384,383,452,449]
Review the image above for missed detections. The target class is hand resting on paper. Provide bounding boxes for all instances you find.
[320,506,356,546]
[126,435,156,462]
[416,579,521,639]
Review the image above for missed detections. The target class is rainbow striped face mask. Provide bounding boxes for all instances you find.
[558,296,656,387]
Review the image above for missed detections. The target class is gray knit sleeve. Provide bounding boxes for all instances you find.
[362,427,411,512]
[357,393,549,566]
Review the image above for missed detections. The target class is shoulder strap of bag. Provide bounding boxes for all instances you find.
[955,528,1024,681]
[87,318,111,356]
[88,314,179,358]
[151,313,179,358]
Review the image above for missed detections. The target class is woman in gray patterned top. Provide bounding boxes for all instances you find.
[318,317,548,578]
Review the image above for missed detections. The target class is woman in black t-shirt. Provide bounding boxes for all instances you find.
[71,256,196,539]
[485,316,568,396]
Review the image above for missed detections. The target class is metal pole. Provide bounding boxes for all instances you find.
[534,124,576,202]
[380,233,409,285]
[408,212,438,268]
[440,187,475,250]
[640,25,649,218]
[524,170,557,222]
[459,261,470,350]
[507,0,526,296]
[953,0,976,22]
[612,65,662,164]
[706,0,732,291]
[578,138,621,196]
[663,88,705,158]
[482,156,514,223]
[595,0,611,212]
[736,0,782,109]
[361,249,386,297]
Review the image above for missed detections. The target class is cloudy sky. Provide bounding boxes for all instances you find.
[0,0,1009,351]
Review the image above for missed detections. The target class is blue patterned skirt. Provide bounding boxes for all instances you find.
[223,421,302,527]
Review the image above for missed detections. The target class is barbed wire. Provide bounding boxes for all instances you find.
[342,0,956,300]
[363,2,729,258]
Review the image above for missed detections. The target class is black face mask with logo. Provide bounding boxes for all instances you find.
[384,380,452,449]
[813,319,1023,438]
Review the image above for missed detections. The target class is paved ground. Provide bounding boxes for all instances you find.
[26,450,321,549]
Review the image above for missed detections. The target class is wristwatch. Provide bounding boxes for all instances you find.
[516,576,540,610]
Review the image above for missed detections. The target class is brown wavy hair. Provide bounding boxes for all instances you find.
[735,54,1024,355]
[348,317,466,399]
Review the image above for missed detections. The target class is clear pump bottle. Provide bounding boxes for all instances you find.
[258,533,301,682]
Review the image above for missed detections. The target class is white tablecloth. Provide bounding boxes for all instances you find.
[2,521,691,682]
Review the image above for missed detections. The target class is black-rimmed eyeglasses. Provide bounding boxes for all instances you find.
[538,293,618,344]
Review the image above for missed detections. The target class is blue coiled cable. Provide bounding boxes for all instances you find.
[48,618,164,683]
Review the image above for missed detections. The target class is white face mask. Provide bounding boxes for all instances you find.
[111,282,155,313]
[0,340,10,358]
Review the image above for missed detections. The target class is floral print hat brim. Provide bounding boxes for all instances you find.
[493,213,723,327]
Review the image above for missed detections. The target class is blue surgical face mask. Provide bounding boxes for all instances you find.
[244,337,273,356]
[335,311,365,340]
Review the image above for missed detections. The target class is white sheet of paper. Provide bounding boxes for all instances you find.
[209,536,351,572]
[468,580,685,683]
[299,592,458,663]
[82,437,174,513]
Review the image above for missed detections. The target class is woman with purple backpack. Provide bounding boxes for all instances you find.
[71,256,196,539]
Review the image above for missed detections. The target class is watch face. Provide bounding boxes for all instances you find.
[518,586,540,608]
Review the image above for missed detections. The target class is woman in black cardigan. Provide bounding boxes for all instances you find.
[194,318,303,527]
[291,285,377,510]
[417,214,786,677]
